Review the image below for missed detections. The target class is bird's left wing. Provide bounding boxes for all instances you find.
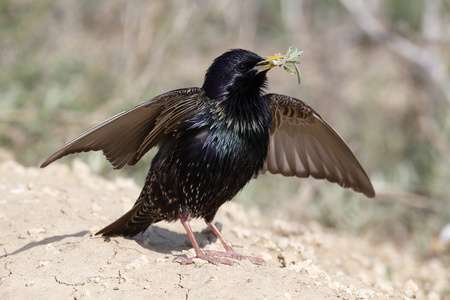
[40,88,207,170]
[262,93,375,198]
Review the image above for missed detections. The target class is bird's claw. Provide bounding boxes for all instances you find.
[173,249,265,266]
[204,250,265,265]
[173,253,239,266]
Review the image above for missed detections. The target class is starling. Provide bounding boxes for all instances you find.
[41,49,375,265]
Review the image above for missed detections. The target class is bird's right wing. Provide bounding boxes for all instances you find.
[263,93,375,198]
[40,88,207,170]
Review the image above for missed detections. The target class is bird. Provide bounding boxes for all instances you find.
[41,49,375,265]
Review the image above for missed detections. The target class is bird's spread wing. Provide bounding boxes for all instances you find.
[40,88,207,169]
[263,93,375,198]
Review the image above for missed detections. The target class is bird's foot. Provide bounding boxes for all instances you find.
[204,249,265,265]
[173,251,239,266]
[176,213,264,266]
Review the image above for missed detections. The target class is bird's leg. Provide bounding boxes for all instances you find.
[204,221,265,265]
[174,210,238,266]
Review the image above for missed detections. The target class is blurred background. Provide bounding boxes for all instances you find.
[1,0,449,256]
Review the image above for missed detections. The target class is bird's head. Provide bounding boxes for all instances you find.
[202,49,283,101]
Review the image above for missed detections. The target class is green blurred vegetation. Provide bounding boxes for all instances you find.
[1,0,449,254]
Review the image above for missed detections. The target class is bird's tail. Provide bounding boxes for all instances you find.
[96,201,160,237]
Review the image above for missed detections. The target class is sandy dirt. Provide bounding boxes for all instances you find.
[0,159,448,299]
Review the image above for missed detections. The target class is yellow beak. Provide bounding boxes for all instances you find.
[254,55,285,74]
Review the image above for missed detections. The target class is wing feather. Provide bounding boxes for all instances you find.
[263,93,375,198]
[40,88,206,169]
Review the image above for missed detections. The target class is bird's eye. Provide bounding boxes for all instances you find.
[236,63,247,72]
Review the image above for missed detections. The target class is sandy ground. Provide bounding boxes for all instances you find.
[0,159,448,300]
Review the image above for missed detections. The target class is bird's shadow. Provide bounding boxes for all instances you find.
[127,225,218,255]
[1,225,217,259]
[0,231,89,259]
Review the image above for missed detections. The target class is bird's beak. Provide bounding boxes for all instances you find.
[254,55,284,74]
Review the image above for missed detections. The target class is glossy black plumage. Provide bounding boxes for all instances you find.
[41,49,375,265]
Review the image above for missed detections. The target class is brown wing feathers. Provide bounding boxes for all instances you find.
[40,88,205,170]
[264,94,375,198]
[41,88,374,198]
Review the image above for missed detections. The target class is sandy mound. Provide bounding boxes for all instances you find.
[0,159,448,299]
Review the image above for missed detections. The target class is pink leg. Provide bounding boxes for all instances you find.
[174,211,238,266]
[204,221,265,265]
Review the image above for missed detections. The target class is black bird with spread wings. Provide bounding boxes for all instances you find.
[41,49,375,265]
